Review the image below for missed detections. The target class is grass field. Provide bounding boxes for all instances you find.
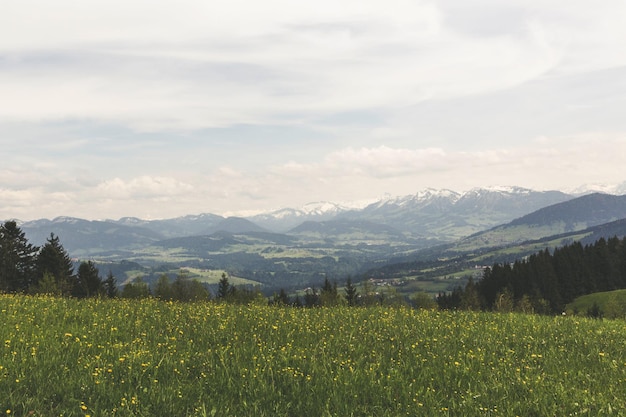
[567,289,626,319]
[1,295,626,416]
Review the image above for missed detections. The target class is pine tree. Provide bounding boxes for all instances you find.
[75,261,103,298]
[320,276,339,306]
[0,221,39,292]
[36,233,75,296]
[104,270,118,298]
[344,277,358,306]
[217,273,232,300]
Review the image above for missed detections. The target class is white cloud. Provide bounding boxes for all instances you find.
[2,1,626,220]
[2,134,625,220]
[3,0,623,129]
[95,176,194,199]
[324,146,448,177]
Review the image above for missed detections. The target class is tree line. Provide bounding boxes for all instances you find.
[0,221,117,297]
[437,236,626,314]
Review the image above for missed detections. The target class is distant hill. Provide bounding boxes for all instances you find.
[115,213,224,238]
[21,217,163,256]
[206,217,267,234]
[452,193,626,252]
[509,193,626,229]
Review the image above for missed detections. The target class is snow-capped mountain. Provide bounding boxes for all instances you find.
[243,186,574,239]
[365,188,461,210]
[248,201,352,232]
[569,181,626,196]
[11,184,623,261]
[337,186,573,239]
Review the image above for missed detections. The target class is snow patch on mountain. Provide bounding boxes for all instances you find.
[569,182,626,196]
[369,188,461,209]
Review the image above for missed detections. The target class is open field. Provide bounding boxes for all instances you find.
[1,295,626,416]
[567,289,626,318]
[181,268,262,287]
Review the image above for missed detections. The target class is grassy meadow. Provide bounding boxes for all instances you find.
[1,295,626,416]
[567,289,626,319]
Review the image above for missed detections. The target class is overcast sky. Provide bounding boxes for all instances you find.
[2,0,626,220]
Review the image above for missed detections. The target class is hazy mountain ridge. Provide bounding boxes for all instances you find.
[8,186,626,291]
[248,201,353,232]
[15,186,577,249]
[450,192,626,254]
[11,186,623,264]
[337,187,573,240]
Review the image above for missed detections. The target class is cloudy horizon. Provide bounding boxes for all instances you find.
[2,1,626,220]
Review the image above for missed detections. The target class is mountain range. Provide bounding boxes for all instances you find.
[16,186,572,252]
[7,186,626,291]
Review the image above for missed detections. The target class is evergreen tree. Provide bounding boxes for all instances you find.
[0,221,39,292]
[104,270,118,298]
[320,277,340,306]
[36,233,75,296]
[344,277,358,306]
[217,272,232,300]
[75,261,103,298]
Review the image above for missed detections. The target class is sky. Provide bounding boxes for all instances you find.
[2,0,626,220]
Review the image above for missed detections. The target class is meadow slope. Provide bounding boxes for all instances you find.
[1,296,625,416]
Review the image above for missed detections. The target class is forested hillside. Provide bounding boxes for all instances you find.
[439,236,626,314]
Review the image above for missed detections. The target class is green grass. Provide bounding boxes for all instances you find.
[181,268,262,286]
[567,289,626,318]
[2,295,626,416]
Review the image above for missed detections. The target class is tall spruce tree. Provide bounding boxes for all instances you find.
[344,277,358,306]
[217,273,232,300]
[320,276,339,306]
[36,233,75,296]
[75,260,103,298]
[0,221,39,292]
[104,270,118,298]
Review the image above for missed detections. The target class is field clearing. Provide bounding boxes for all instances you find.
[259,248,339,260]
[1,295,626,416]
[567,289,626,318]
[182,268,262,287]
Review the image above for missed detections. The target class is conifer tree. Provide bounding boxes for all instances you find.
[0,221,39,292]
[36,233,75,296]
[104,270,118,298]
[320,276,340,306]
[217,272,232,300]
[344,277,358,306]
[75,260,103,298]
